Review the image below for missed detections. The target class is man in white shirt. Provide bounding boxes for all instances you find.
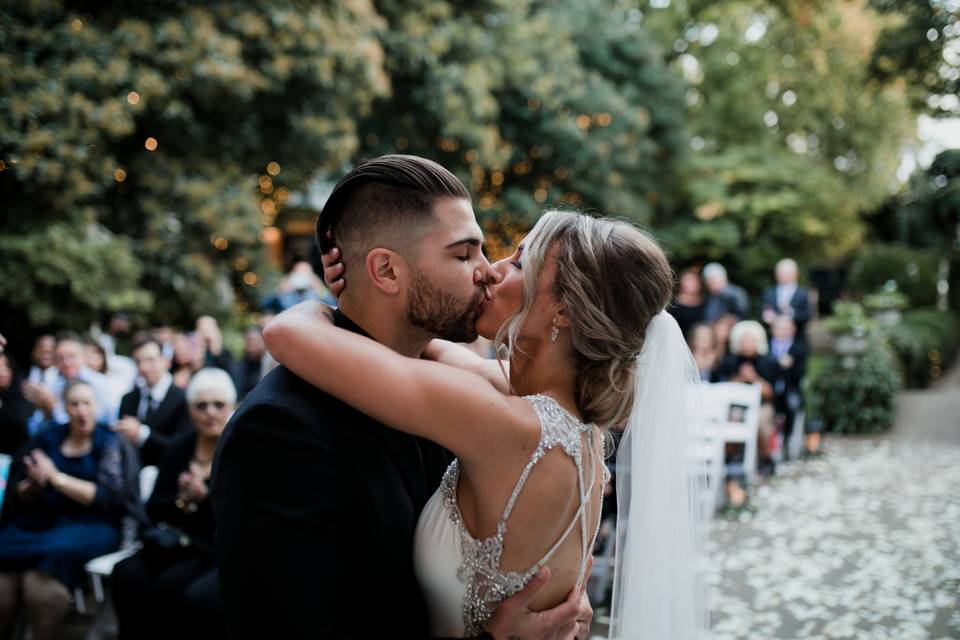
[115,337,191,466]
[22,333,117,435]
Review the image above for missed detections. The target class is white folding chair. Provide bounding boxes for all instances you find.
[699,382,761,507]
[85,465,159,603]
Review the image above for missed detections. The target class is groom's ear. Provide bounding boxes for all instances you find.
[365,248,405,296]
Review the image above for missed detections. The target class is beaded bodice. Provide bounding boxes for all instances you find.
[436,394,608,636]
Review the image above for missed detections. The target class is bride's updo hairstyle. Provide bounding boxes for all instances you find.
[496,210,673,430]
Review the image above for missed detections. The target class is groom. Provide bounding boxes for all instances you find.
[212,155,588,638]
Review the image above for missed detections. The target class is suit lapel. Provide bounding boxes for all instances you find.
[146,387,179,429]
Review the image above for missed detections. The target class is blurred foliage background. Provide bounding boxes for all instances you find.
[1,0,957,334]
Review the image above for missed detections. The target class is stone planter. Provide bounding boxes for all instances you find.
[833,333,869,357]
[871,309,902,328]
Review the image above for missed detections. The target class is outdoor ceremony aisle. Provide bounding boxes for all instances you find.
[709,366,960,639]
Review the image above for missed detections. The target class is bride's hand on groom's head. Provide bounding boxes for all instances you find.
[321,233,346,298]
[485,567,583,640]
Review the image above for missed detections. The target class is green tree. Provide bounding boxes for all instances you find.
[640,0,917,287]
[352,0,689,255]
[0,1,388,329]
[867,0,960,116]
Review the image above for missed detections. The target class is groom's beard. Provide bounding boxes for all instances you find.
[407,272,483,343]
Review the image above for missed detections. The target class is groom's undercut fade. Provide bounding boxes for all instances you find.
[316,154,471,268]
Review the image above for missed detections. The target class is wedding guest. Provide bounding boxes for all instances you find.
[26,335,57,388]
[0,354,30,455]
[719,321,778,477]
[112,368,233,640]
[769,316,807,460]
[84,338,135,413]
[711,312,739,363]
[23,333,117,436]
[195,317,237,383]
[98,312,133,358]
[672,267,706,340]
[762,258,811,340]
[688,323,722,383]
[0,381,126,640]
[171,333,203,390]
[236,327,271,400]
[149,323,176,363]
[260,260,334,317]
[703,262,749,322]
[116,338,192,467]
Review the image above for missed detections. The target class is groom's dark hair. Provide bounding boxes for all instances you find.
[316,155,471,264]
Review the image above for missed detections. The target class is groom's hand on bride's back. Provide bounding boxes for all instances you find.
[482,567,589,640]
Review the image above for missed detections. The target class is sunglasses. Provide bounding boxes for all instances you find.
[192,400,227,412]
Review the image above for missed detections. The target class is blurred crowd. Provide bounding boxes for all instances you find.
[0,320,263,638]
[0,259,339,638]
[673,258,820,516]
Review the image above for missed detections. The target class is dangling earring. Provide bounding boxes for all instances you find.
[550,317,559,344]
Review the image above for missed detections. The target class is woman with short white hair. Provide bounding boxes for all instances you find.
[720,320,780,490]
[113,368,235,638]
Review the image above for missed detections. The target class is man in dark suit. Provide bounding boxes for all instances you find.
[212,155,585,639]
[762,258,812,341]
[703,262,749,322]
[769,316,808,460]
[115,337,192,466]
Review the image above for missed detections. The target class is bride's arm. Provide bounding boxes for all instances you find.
[263,302,535,464]
[422,340,511,395]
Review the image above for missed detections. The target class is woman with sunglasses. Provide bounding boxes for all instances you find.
[112,368,235,639]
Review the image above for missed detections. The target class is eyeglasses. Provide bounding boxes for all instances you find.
[192,400,227,412]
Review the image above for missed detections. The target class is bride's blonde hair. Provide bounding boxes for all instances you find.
[494,210,673,429]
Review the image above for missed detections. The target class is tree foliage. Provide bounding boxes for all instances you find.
[641,0,916,287]
[354,0,689,256]
[867,0,960,116]
[0,1,388,328]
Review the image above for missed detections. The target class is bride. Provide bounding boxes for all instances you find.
[264,209,708,639]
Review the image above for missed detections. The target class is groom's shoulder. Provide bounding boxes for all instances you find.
[233,365,337,424]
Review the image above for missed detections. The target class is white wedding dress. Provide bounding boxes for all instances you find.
[413,394,608,637]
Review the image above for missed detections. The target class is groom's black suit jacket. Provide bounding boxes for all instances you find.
[211,311,450,639]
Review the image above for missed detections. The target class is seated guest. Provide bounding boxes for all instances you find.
[112,368,233,640]
[770,316,807,460]
[116,338,192,467]
[716,321,778,516]
[703,262,749,322]
[762,258,811,341]
[149,323,176,363]
[84,337,136,415]
[672,267,706,340]
[237,327,269,400]
[711,312,739,363]
[688,323,722,383]
[719,321,779,476]
[26,336,57,388]
[22,333,117,436]
[0,354,30,455]
[195,317,237,383]
[0,381,127,640]
[259,261,333,317]
[171,332,203,390]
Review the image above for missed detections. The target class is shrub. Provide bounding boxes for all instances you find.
[846,244,940,308]
[883,309,960,388]
[807,339,900,434]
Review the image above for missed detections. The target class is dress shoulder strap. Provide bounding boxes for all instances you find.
[495,395,601,587]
